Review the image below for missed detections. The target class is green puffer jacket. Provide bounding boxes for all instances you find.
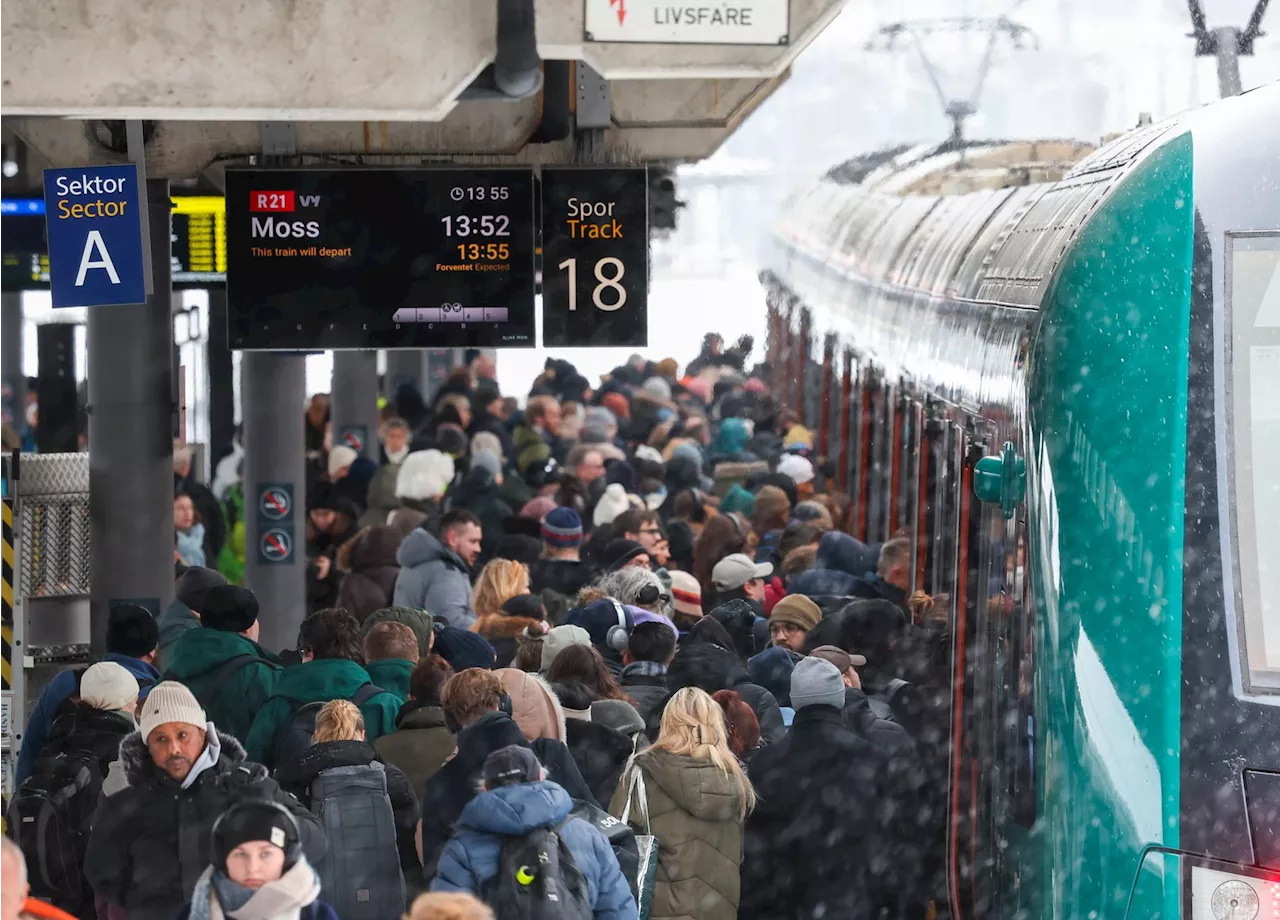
[364,657,414,703]
[609,746,748,920]
[244,657,401,769]
[164,628,282,743]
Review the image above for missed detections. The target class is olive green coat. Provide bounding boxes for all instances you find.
[609,747,747,920]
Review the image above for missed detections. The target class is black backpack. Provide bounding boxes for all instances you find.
[273,683,386,768]
[7,750,105,912]
[571,799,640,902]
[867,678,910,722]
[481,819,593,920]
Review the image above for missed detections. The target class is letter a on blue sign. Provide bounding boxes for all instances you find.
[43,164,147,307]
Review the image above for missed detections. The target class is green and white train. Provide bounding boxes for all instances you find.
[762,83,1280,918]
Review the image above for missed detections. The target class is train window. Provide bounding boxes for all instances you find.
[1227,232,1280,693]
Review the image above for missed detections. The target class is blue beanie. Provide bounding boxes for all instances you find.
[747,646,802,708]
[433,623,497,671]
[541,506,584,548]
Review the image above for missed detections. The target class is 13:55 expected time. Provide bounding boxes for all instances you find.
[457,242,511,261]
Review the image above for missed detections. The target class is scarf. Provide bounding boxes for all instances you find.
[190,860,322,920]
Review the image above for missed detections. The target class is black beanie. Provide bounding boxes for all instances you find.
[176,566,229,614]
[200,585,260,633]
[212,801,302,871]
[106,604,159,658]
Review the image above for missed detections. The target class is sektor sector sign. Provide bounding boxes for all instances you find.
[42,165,146,307]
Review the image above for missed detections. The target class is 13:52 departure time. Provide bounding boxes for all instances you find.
[440,214,511,237]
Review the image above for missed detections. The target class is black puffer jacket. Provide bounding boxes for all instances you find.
[667,643,786,745]
[85,729,325,920]
[562,714,636,808]
[39,702,134,777]
[741,706,895,920]
[619,662,670,742]
[418,710,596,880]
[276,739,421,884]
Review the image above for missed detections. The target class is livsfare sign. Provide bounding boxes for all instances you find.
[584,0,789,45]
[42,165,146,307]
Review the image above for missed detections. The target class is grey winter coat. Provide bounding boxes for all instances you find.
[393,528,475,628]
[85,728,326,920]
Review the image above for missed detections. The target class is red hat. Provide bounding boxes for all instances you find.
[601,392,631,419]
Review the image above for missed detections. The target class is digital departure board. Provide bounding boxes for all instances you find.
[1,199,50,292]
[171,196,226,286]
[224,169,537,350]
[1,195,227,291]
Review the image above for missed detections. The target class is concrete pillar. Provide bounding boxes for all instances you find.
[383,350,425,406]
[242,352,307,652]
[87,178,175,653]
[1,293,24,434]
[330,350,379,460]
[206,287,237,470]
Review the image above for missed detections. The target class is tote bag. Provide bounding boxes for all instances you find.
[620,764,660,920]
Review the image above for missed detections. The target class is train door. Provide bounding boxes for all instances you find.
[948,423,1036,920]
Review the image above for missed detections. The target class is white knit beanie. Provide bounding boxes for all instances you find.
[593,483,631,528]
[138,681,207,740]
[328,445,358,478]
[80,661,140,713]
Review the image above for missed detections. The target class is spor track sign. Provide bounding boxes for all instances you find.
[540,168,648,348]
[584,0,790,45]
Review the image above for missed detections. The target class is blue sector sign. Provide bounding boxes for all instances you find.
[43,165,146,308]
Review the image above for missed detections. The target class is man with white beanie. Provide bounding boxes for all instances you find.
[85,681,325,920]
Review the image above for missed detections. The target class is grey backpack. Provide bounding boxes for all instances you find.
[309,761,406,920]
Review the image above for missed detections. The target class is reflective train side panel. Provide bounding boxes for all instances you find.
[762,83,1280,919]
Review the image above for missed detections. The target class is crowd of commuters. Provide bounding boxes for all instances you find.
[9,334,954,920]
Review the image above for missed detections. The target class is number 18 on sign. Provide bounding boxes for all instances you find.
[540,168,647,348]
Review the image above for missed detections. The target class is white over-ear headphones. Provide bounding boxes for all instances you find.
[606,598,630,651]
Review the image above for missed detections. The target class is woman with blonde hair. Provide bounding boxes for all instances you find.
[471,559,543,667]
[275,700,423,892]
[609,687,754,920]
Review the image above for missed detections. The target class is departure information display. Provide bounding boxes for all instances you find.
[225,169,537,350]
[1,199,50,292]
[171,196,226,285]
[1,195,227,291]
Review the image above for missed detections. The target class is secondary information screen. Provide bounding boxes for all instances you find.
[225,169,537,350]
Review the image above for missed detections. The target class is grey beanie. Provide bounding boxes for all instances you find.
[790,656,846,711]
[471,450,503,479]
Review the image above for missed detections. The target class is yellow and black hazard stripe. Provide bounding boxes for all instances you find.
[3,496,13,691]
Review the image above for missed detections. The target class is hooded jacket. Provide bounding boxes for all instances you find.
[84,729,326,920]
[336,525,404,623]
[276,739,420,881]
[15,652,161,787]
[363,656,415,702]
[786,567,859,598]
[393,529,475,628]
[433,780,638,920]
[244,658,401,769]
[815,531,882,581]
[530,558,598,623]
[608,747,747,920]
[444,466,513,566]
[362,458,405,529]
[164,628,282,742]
[740,706,897,920]
[419,710,597,879]
[373,700,455,802]
[666,644,786,746]
[562,703,638,809]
